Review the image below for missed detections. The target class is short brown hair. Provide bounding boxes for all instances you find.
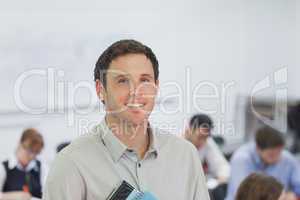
[255,126,285,150]
[20,128,44,152]
[94,39,159,88]
[235,173,283,200]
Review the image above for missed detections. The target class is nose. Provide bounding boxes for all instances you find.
[129,83,136,96]
[129,82,144,99]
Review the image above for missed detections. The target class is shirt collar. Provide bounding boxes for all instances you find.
[146,124,159,158]
[98,119,159,162]
[8,154,38,172]
[98,120,127,163]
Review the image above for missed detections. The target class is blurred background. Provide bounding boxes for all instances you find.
[0,0,299,166]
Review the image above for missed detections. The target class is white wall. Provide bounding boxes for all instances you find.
[0,0,298,163]
[241,0,298,98]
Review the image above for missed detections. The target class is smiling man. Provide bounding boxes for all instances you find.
[43,40,210,200]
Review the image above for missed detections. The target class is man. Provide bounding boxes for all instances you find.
[0,128,46,200]
[184,114,230,182]
[184,114,230,200]
[225,126,300,200]
[43,40,210,200]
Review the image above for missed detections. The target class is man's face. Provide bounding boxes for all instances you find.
[17,143,41,167]
[188,127,210,149]
[97,54,158,126]
[257,146,283,165]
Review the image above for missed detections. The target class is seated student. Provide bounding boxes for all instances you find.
[235,173,284,200]
[184,114,230,200]
[226,126,300,200]
[184,114,230,182]
[0,128,46,200]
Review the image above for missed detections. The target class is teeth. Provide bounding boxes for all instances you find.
[127,103,143,108]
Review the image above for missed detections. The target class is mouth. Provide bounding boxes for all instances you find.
[126,103,145,109]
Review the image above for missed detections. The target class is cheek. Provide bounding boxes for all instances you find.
[118,90,131,102]
[193,138,201,146]
[264,154,276,163]
[138,83,158,99]
[261,154,269,161]
[145,99,155,107]
[19,151,27,160]
[107,88,129,103]
[142,99,155,110]
[272,154,280,162]
[145,89,157,101]
[20,154,29,163]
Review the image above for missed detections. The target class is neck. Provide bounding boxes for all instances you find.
[105,115,150,159]
[15,149,28,169]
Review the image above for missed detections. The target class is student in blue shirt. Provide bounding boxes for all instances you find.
[226,126,300,200]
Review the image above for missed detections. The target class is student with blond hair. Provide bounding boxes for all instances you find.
[0,128,47,200]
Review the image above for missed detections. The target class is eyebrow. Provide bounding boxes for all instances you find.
[112,74,130,79]
[140,74,154,79]
[110,73,154,81]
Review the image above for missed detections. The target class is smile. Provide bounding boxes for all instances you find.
[126,103,144,108]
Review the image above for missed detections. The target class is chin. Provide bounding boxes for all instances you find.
[126,114,149,126]
[20,161,29,166]
[128,117,148,126]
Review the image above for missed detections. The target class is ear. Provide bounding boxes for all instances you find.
[95,79,106,103]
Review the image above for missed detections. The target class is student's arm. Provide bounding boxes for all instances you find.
[205,138,230,182]
[289,159,300,197]
[42,153,85,200]
[225,153,252,200]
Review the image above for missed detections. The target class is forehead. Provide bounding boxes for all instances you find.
[108,54,154,78]
[262,147,283,154]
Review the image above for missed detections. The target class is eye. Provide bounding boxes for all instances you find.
[141,78,150,82]
[118,78,129,84]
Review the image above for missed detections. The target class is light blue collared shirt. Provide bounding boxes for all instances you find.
[225,142,300,200]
